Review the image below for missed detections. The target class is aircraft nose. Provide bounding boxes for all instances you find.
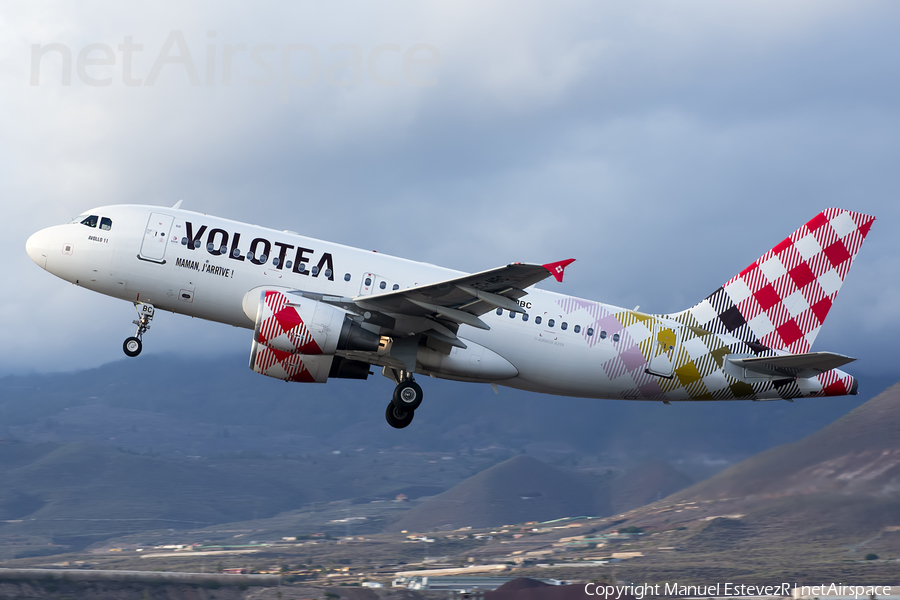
[26,228,50,269]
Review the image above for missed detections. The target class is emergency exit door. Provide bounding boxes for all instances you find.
[139,213,174,263]
[646,320,682,378]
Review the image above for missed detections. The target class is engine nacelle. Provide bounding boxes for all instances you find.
[250,341,334,383]
[244,289,380,383]
[243,288,380,355]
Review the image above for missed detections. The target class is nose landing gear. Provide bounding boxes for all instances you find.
[384,370,424,429]
[123,302,154,358]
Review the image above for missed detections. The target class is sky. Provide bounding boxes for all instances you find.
[1,1,899,377]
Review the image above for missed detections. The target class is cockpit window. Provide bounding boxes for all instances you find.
[100,217,112,231]
[80,215,99,228]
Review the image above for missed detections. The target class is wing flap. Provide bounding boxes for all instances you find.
[727,352,856,379]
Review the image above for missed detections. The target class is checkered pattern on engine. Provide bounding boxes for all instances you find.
[255,290,323,355]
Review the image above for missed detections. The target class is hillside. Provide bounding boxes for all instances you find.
[609,460,694,514]
[386,455,602,531]
[0,441,310,554]
[0,354,889,466]
[559,380,900,584]
[0,354,890,561]
[0,441,495,558]
[385,455,695,531]
[669,381,900,501]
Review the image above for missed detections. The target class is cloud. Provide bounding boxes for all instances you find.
[2,1,899,375]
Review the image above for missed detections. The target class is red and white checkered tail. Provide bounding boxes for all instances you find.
[688,208,875,353]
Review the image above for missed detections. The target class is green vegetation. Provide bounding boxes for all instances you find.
[865,553,879,560]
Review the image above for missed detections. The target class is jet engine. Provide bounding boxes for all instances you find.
[244,288,379,382]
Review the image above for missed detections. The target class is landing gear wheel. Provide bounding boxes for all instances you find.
[123,336,142,357]
[385,402,414,429]
[124,302,154,358]
[392,380,423,411]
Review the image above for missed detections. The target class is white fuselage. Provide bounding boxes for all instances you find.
[25,204,857,403]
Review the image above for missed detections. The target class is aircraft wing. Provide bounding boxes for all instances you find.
[352,259,576,330]
[727,352,856,379]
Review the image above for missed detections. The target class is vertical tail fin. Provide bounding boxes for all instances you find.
[686,208,875,353]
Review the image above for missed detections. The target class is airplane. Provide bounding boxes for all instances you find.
[26,204,874,428]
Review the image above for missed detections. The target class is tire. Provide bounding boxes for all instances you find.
[385,403,414,429]
[392,380,423,411]
[123,337,142,357]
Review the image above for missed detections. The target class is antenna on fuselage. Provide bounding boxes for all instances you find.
[171,199,184,209]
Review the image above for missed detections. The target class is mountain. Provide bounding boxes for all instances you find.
[669,381,900,501]
[0,354,891,468]
[386,455,603,531]
[609,460,694,514]
[0,441,313,553]
[590,381,900,583]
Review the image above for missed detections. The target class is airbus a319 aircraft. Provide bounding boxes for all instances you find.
[26,204,874,428]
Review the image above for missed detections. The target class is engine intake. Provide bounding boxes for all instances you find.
[243,289,379,383]
[244,288,379,355]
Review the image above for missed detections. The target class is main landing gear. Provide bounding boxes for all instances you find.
[384,372,423,429]
[123,302,155,358]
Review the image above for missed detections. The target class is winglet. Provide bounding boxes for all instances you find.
[543,258,576,282]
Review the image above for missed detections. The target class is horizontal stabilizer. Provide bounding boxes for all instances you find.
[727,352,856,380]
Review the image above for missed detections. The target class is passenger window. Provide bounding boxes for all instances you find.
[273,257,280,267]
[535,316,542,325]
[522,313,529,322]
[247,251,254,261]
[324,269,332,278]
[286,260,293,269]
[600,330,607,339]
[561,322,567,330]
[574,325,581,333]
[181,237,187,245]
[344,273,351,282]
[81,215,98,228]
[365,277,372,286]
[509,311,516,318]
[587,327,594,336]
[548,319,555,328]
[100,217,112,231]
[613,333,620,342]
[393,284,400,290]
[312,266,320,276]
[496,308,503,316]
[194,240,201,249]
[379,280,386,289]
